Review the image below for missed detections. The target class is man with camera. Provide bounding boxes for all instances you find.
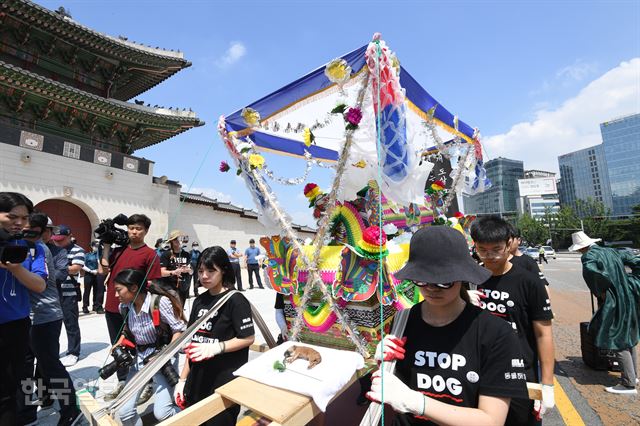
[18,213,81,426]
[159,230,192,306]
[52,225,85,368]
[100,214,162,402]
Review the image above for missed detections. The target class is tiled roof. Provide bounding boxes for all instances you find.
[4,1,188,63]
[2,0,192,100]
[0,60,204,149]
[180,192,316,233]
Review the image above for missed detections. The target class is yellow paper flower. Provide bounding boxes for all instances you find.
[303,128,315,147]
[248,154,265,169]
[324,58,351,85]
[352,160,367,168]
[241,108,261,127]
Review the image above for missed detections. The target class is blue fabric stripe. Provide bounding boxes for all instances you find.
[399,67,475,139]
[223,43,476,160]
[226,45,367,127]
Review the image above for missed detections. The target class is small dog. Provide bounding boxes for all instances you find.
[283,345,322,369]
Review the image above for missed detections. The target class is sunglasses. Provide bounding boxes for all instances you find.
[413,281,456,289]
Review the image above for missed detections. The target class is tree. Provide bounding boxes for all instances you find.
[575,198,611,239]
[517,214,547,246]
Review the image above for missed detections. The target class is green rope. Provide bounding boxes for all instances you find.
[374,38,386,425]
[86,138,215,397]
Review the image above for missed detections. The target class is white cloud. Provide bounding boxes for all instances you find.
[529,59,598,96]
[187,187,233,203]
[483,58,640,174]
[556,60,598,83]
[216,41,246,68]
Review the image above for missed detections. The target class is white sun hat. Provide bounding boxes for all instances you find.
[568,231,602,251]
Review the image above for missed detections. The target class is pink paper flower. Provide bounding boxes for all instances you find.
[345,107,363,126]
[219,161,230,172]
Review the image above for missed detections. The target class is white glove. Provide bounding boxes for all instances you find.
[366,369,425,415]
[467,290,485,307]
[374,335,407,362]
[173,379,186,408]
[533,384,555,418]
[184,341,224,362]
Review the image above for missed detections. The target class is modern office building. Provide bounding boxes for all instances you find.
[558,145,613,215]
[463,157,523,216]
[601,113,640,216]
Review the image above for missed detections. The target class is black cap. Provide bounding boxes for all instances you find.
[230,240,236,244]
[395,227,491,285]
[249,238,255,243]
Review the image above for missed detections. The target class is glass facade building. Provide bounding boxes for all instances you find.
[464,157,523,215]
[601,113,640,216]
[558,145,613,214]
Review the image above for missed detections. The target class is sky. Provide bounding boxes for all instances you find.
[38,0,640,226]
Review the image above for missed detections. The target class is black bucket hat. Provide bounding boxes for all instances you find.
[395,226,491,285]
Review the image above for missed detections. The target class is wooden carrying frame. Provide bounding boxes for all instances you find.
[78,343,358,426]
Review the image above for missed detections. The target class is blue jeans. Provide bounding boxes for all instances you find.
[117,355,180,426]
[60,295,81,356]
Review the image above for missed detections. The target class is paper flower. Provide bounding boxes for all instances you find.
[345,107,362,127]
[454,211,465,219]
[241,107,261,127]
[248,154,265,169]
[273,360,286,372]
[352,160,367,168]
[324,58,352,85]
[303,128,315,147]
[431,180,445,191]
[354,225,389,259]
[219,161,230,172]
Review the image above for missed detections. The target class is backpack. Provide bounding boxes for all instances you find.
[121,293,173,349]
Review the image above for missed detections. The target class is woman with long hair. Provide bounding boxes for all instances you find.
[0,192,46,425]
[112,269,186,426]
[367,226,529,426]
[174,246,255,426]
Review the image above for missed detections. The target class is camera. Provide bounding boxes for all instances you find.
[143,349,180,387]
[94,214,129,246]
[99,344,135,380]
[0,229,29,264]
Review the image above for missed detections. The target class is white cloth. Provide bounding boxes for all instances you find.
[234,341,364,411]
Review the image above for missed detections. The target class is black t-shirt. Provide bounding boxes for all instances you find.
[274,293,284,309]
[510,254,549,286]
[478,265,553,381]
[160,249,191,290]
[394,303,528,426]
[185,290,255,404]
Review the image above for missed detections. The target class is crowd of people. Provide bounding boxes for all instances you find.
[1,190,638,426]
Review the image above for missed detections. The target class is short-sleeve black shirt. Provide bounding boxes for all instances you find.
[393,303,528,425]
[510,254,549,286]
[184,290,255,405]
[160,249,191,290]
[478,265,553,381]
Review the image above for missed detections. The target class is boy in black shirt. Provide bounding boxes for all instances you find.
[508,225,549,287]
[471,216,555,425]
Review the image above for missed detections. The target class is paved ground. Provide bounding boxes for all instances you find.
[34,256,639,425]
[543,253,639,425]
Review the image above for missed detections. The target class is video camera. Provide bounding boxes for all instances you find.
[94,214,129,246]
[0,229,29,264]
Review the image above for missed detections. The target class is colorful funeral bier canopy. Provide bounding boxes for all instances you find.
[220,33,489,215]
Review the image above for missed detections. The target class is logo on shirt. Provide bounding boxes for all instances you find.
[466,371,479,383]
[414,351,467,396]
[478,289,511,315]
